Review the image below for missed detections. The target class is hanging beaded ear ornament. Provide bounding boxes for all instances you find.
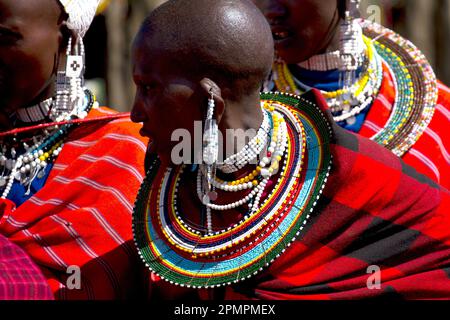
[200,89,220,234]
[198,105,288,216]
[52,35,89,122]
[272,20,382,126]
[271,18,437,157]
[279,35,382,125]
[0,35,97,199]
[132,92,333,289]
[336,0,366,124]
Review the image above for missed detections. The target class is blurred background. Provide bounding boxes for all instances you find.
[84,0,450,111]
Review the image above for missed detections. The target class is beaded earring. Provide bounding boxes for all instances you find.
[339,0,364,116]
[200,90,219,234]
[52,35,86,122]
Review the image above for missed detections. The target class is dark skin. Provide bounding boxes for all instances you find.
[131,0,277,231]
[0,0,69,130]
[252,0,344,64]
[131,0,274,165]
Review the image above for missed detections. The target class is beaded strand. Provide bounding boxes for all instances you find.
[0,90,96,199]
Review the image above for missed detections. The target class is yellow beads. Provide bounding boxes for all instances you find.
[274,34,379,107]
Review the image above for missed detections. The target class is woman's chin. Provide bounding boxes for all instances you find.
[276,44,315,65]
[155,145,177,166]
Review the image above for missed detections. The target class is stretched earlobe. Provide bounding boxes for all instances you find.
[58,22,75,53]
[199,78,226,124]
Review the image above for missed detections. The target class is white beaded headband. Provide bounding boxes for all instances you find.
[58,0,101,38]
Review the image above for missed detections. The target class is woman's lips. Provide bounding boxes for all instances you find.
[273,30,290,41]
[271,25,292,39]
[270,26,294,48]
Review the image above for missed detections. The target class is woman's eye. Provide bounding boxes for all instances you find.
[0,29,20,45]
[142,82,159,94]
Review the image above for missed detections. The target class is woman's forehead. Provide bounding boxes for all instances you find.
[0,0,60,28]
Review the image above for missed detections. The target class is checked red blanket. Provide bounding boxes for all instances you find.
[0,233,53,300]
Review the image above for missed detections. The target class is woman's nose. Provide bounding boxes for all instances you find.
[263,0,287,21]
[130,96,148,123]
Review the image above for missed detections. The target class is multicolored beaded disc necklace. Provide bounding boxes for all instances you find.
[133,92,333,288]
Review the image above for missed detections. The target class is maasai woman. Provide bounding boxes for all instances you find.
[0,0,148,299]
[253,0,450,189]
[131,0,450,300]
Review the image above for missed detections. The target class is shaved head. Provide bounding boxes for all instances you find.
[134,0,274,96]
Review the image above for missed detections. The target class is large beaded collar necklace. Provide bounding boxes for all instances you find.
[0,89,97,199]
[271,19,438,157]
[133,92,333,289]
[274,35,382,126]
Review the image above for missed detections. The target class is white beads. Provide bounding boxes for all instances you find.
[0,125,70,199]
[211,180,254,192]
[16,98,54,124]
[196,107,289,221]
[218,108,271,174]
[1,155,23,199]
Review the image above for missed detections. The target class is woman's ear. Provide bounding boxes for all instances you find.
[58,22,74,54]
[199,78,226,124]
[337,0,347,19]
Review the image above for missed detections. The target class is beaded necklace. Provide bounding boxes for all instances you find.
[217,108,272,174]
[0,89,96,199]
[15,98,53,124]
[198,106,289,233]
[360,20,437,156]
[271,20,438,157]
[273,35,383,125]
[133,92,333,288]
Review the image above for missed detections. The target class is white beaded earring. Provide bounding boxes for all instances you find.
[200,89,219,234]
[52,35,86,122]
[339,0,364,106]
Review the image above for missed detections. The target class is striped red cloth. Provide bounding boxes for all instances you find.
[0,107,149,300]
[358,63,450,189]
[0,233,53,300]
[147,90,450,300]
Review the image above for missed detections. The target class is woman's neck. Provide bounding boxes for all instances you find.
[315,14,342,56]
[219,91,264,161]
[1,81,56,130]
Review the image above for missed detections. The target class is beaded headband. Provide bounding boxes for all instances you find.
[58,0,101,38]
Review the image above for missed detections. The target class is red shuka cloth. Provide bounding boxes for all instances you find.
[0,107,149,300]
[147,90,450,300]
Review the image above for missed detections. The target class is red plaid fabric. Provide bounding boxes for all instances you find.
[0,233,53,300]
[148,90,450,300]
[358,63,449,189]
[0,107,149,300]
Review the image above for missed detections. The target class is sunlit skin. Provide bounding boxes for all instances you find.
[130,0,279,230]
[131,43,207,161]
[0,0,70,130]
[252,0,345,64]
[131,0,274,166]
